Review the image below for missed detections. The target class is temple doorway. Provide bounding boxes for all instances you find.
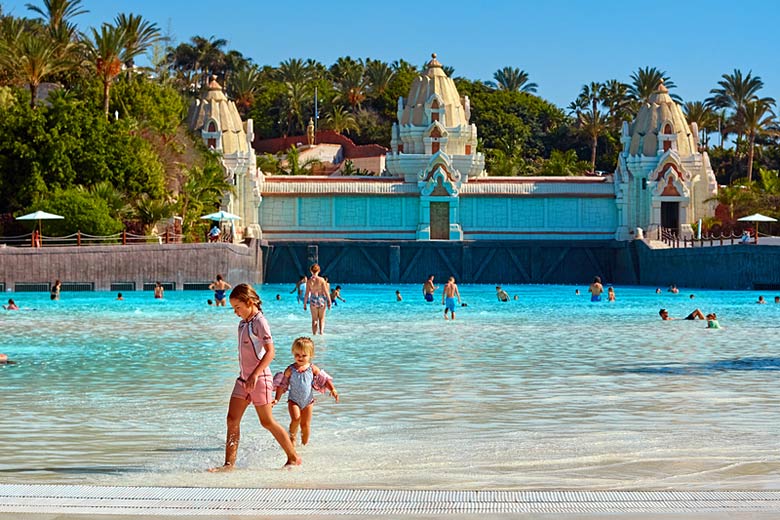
[430,202,449,240]
[661,201,679,232]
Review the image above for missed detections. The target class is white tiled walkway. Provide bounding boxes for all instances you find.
[2,485,780,517]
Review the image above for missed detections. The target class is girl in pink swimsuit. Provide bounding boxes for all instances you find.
[209,284,300,472]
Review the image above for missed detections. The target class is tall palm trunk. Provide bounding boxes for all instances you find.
[103,81,111,118]
[747,133,756,183]
[590,97,598,172]
[29,84,38,109]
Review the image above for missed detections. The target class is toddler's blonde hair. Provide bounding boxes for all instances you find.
[292,336,315,357]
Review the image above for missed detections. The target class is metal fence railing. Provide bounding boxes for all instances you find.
[0,230,199,247]
[658,227,762,248]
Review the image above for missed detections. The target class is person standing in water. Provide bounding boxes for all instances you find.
[209,274,232,307]
[442,277,461,320]
[50,280,61,301]
[209,284,300,471]
[290,275,307,304]
[303,264,331,334]
[154,282,164,299]
[588,276,604,302]
[422,275,437,302]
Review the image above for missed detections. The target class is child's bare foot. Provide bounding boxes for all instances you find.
[208,463,234,473]
[283,456,302,468]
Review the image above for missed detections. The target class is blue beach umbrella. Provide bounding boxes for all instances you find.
[200,210,241,221]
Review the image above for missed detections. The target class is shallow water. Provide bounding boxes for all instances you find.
[1,284,779,489]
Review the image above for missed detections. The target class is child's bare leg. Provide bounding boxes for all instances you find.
[451,311,456,320]
[209,397,250,472]
[300,404,314,445]
[287,401,302,445]
[256,404,300,466]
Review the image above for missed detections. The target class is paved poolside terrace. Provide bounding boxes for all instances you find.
[2,485,780,519]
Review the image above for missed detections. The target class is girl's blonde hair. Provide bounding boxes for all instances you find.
[229,284,262,307]
[292,336,315,357]
[310,263,320,274]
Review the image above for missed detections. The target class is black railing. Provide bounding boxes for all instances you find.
[658,227,745,248]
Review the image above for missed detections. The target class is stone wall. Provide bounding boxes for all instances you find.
[633,241,780,290]
[0,241,262,292]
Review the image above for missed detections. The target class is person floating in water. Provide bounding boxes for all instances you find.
[575,289,581,296]
[668,284,679,294]
[303,264,331,335]
[290,275,307,304]
[209,274,232,307]
[3,299,19,311]
[273,336,338,446]
[659,308,705,320]
[588,276,604,302]
[423,275,437,302]
[757,295,767,304]
[116,293,124,301]
[495,286,509,302]
[442,277,461,320]
[154,282,164,299]
[209,284,300,472]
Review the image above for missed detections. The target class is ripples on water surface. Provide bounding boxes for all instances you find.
[1,284,779,489]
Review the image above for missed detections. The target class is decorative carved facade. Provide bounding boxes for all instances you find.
[614,82,718,240]
[187,76,261,240]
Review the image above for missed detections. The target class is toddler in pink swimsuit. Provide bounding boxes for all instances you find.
[209,284,300,472]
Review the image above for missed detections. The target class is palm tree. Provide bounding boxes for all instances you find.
[134,193,174,233]
[331,57,367,112]
[570,82,606,171]
[190,35,227,86]
[683,101,717,147]
[628,66,679,104]
[176,163,235,235]
[228,64,260,117]
[77,181,130,220]
[706,69,772,154]
[365,59,394,97]
[324,105,359,135]
[1,32,72,108]
[280,145,321,175]
[707,69,766,112]
[600,79,631,130]
[114,13,161,72]
[737,99,778,182]
[491,66,537,93]
[86,23,128,117]
[25,0,86,33]
[540,149,591,176]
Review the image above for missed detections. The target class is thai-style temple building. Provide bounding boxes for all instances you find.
[187,56,718,283]
[187,76,261,240]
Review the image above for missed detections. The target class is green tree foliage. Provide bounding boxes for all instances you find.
[0,86,166,216]
[30,186,124,236]
[540,149,591,176]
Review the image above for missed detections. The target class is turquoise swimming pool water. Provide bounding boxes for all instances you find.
[1,284,779,490]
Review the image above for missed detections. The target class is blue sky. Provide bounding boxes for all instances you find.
[3,0,779,109]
